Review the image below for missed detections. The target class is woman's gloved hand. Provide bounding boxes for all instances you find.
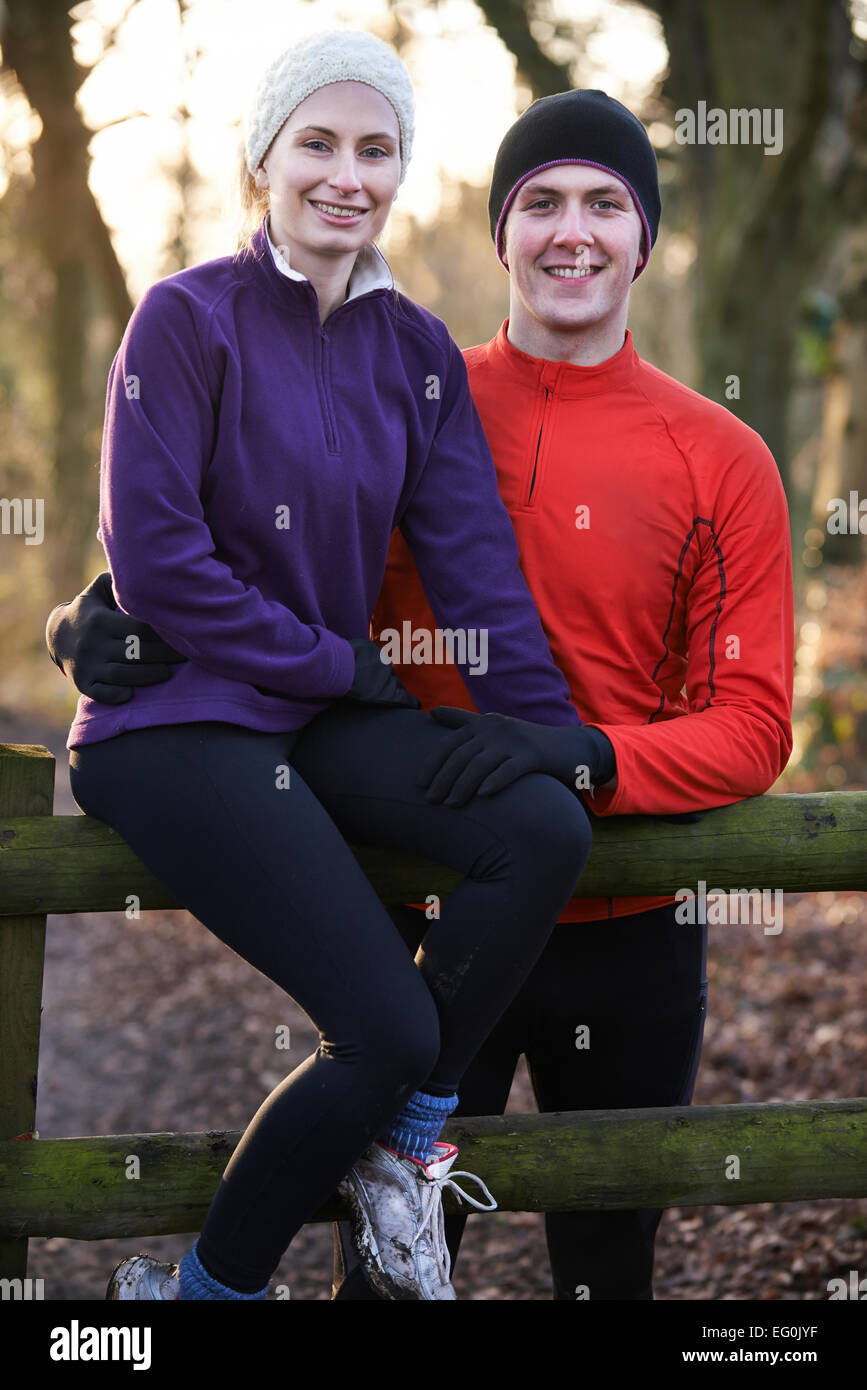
[417,706,616,807]
[342,636,422,709]
[45,570,187,705]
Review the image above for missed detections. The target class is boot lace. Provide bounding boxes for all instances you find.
[409,1168,498,1283]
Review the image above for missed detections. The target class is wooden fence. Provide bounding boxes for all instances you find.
[1,742,866,1283]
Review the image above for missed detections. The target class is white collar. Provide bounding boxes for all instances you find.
[265,215,393,299]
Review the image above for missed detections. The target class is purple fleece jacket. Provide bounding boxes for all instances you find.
[67,214,581,749]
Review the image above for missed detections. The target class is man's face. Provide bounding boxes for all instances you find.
[501,164,645,336]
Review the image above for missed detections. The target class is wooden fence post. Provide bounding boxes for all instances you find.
[0,744,55,1282]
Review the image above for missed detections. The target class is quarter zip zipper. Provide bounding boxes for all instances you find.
[317,322,339,454]
[312,289,389,457]
[527,387,550,505]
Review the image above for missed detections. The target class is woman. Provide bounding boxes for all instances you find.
[61,29,604,1301]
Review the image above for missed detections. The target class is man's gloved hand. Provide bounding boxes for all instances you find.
[418,706,616,807]
[45,570,187,705]
[342,636,421,709]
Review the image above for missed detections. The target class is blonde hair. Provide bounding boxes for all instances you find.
[234,140,271,259]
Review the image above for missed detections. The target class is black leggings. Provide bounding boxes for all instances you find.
[335,900,708,1300]
[69,704,592,1291]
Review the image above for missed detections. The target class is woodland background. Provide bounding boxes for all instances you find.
[0,0,865,1299]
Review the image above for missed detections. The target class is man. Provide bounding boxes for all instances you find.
[46,89,793,1300]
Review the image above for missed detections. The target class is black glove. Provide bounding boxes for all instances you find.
[418,706,616,807]
[342,636,421,709]
[45,570,187,705]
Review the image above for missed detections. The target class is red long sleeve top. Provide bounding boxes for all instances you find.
[373,322,794,922]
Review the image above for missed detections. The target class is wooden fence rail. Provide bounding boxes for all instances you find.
[1,743,866,1284]
[2,1102,867,1241]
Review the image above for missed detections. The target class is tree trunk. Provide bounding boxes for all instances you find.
[812,83,867,563]
[1,0,134,599]
[652,0,855,495]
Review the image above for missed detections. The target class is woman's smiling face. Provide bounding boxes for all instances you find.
[255,81,401,265]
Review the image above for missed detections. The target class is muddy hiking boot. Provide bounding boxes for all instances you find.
[338,1139,497,1300]
[332,1219,387,1300]
[106,1254,180,1300]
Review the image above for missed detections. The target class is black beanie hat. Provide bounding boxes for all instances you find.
[489,89,661,281]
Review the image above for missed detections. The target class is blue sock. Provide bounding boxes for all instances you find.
[178,1239,269,1300]
[377,1088,459,1162]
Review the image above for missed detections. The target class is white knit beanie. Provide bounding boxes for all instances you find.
[244,29,415,184]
